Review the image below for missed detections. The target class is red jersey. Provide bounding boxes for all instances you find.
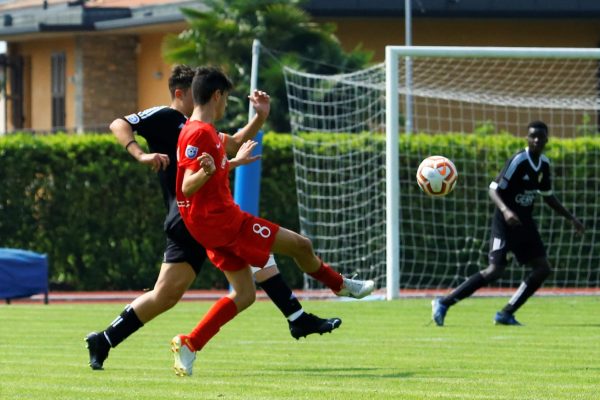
[176,120,244,248]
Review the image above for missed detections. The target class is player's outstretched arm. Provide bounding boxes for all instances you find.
[229,140,261,169]
[224,90,270,156]
[543,194,585,235]
[109,118,169,172]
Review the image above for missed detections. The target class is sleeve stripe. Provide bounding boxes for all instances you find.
[138,106,166,119]
[503,152,527,181]
[219,132,228,147]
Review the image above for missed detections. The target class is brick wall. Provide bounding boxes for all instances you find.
[79,35,137,131]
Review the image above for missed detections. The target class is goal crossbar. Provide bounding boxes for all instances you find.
[386,46,600,59]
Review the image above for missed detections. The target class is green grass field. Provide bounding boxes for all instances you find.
[1,296,599,400]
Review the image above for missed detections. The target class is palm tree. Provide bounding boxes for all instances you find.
[163,0,372,132]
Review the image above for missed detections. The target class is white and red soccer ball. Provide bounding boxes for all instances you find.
[416,155,458,197]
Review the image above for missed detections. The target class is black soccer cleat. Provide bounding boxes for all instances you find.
[288,313,342,340]
[494,311,522,326]
[85,332,110,370]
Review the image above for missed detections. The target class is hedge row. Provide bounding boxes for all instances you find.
[1,132,598,290]
[0,133,300,291]
[293,131,600,288]
[401,133,599,287]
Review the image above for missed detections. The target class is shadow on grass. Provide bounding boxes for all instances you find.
[541,323,600,328]
[281,367,414,379]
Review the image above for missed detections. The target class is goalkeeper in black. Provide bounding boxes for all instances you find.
[432,121,585,326]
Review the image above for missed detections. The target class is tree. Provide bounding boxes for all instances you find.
[163,0,372,132]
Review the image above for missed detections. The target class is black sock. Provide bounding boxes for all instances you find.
[103,305,144,348]
[502,269,549,314]
[441,272,487,307]
[257,273,303,320]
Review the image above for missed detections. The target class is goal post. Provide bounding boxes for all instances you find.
[385,46,600,299]
[385,46,400,300]
[285,46,600,300]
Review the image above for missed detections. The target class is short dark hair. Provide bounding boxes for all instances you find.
[527,120,548,137]
[191,67,234,105]
[168,65,195,98]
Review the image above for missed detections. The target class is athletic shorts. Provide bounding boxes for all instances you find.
[206,214,280,272]
[488,213,546,266]
[164,219,207,275]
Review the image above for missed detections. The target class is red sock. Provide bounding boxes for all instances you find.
[188,297,238,351]
[308,260,344,292]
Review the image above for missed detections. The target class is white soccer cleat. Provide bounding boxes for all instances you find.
[335,276,375,299]
[171,334,196,377]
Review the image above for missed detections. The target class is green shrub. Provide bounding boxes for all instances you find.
[1,132,598,290]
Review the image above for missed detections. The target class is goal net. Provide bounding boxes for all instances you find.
[284,47,600,299]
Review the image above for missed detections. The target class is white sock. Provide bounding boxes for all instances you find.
[287,309,304,322]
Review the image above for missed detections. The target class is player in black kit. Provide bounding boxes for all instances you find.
[85,65,341,370]
[432,121,585,326]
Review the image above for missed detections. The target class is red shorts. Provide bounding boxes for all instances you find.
[206,213,280,271]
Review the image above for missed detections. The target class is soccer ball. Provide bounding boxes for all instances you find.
[416,155,458,196]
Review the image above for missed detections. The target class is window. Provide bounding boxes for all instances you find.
[8,55,24,130]
[51,52,65,130]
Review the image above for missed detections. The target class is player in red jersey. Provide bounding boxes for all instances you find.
[85,65,343,371]
[170,67,375,376]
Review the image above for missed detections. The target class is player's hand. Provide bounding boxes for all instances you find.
[572,218,585,235]
[198,152,216,176]
[502,209,521,226]
[249,90,270,119]
[139,152,169,172]
[231,140,261,166]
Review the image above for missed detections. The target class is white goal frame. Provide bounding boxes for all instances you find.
[385,46,600,300]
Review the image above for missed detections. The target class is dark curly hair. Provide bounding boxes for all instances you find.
[168,65,195,98]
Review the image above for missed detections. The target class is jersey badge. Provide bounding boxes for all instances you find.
[522,175,529,181]
[185,145,199,159]
[125,114,140,124]
[538,173,543,182]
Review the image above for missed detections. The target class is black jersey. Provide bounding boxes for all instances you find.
[489,148,552,222]
[122,106,186,229]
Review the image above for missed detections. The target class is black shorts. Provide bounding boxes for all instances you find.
[488,212,546,266]
[164,219,207,275]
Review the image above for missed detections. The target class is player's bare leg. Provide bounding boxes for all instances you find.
[270,227,374,299]
[131,262,196,322]
[225,266,257,312]
[172,267,252,376]
[86,262,195,370]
